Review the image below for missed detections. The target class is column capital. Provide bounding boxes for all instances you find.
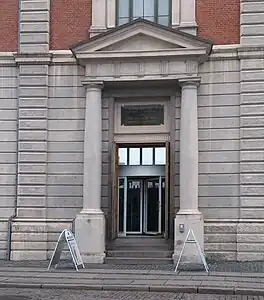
[178,77,201,88]
[82,80,104,90]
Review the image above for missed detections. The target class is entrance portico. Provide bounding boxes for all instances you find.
[71,18,212,264]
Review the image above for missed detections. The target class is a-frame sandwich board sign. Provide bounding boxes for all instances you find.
[47,229,85,271]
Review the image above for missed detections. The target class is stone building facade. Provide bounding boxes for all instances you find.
[0,0,264,263]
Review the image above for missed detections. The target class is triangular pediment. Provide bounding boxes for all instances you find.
[71,19,212,56]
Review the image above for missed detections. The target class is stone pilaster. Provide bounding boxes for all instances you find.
[20,0,50,53]
[178,0,197,35]
[173,77,204,267]
[74,81,106,263]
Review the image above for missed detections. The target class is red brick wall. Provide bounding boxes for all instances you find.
[196,0,240,44]
[0,0,18,51]
[50,0,92,50]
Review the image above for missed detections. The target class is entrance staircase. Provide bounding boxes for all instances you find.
[106,236,174,265]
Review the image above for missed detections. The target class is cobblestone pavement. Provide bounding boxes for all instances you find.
[2,260,264,273]
[0,289,264,300]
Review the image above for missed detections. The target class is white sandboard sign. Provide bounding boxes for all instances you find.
[47,229,85,271]
[174,228,209,273]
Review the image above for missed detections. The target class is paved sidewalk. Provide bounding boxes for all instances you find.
[0,261,264,296]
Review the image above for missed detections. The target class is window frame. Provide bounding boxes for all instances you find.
[115,0,172,27]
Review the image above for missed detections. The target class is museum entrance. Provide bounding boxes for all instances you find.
[113,144,170,238]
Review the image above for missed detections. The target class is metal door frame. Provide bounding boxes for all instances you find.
[143,177,162,235]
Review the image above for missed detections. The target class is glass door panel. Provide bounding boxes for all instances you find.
[145,178,160,234]
[126,180,142,233]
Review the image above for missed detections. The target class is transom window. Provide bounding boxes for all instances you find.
[116,0,171,27]
[119,146,166,166]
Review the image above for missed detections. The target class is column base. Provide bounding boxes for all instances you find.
[74,209,106,264]
[173,212,205,270]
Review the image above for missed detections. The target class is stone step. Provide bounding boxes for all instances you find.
[105,257,173,265]
[107,250,173,258]
[109,237,172,248]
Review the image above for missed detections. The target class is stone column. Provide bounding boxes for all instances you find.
[74,81,105,263]
[173,77,204,267]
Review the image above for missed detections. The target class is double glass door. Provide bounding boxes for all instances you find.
[118,177,165,236]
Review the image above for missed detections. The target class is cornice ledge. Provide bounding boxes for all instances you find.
[82,80,104,89]
[49,50,77,65]
[238,46,264,59]
[14,53,52,65]
[0,52,16,66]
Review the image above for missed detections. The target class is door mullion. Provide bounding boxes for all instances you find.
[124,177,127,236]
[158,176,162,234]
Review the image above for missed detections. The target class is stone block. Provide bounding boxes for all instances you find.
[198,107,239,119]
[0,207,16,218]
[12,222,48,233]
[18,163,46,174]
[199,196,239,208]
[0,109,16,120]
[11,250,47,261]
[241,151,264,161]
[198,94,240,107]
[19,152,47,163]
[199,162,239,174]
[241,162,264,173]
[19,141,47,151]
[241,2,264,13]
[17,207,46,218]
[0,153,16,163]
[199,185,239,197]
[46,222,72,232]
[200,140,239,151]
[0,99,16,109]
[205,223,238,234]
[241,104,264,116]
[0,163,16,174]
[0,196,15,206]
[48,97,85,109]
[47,163,83,174]
[241,36,264,46]
[48,76,83,88]
[198,129,239,140]
[200,71,239,85]
[47,174,83,185]
[18,174,46,185]
[237,252,264,262]
[241,116,264,127]
[237,233,264,243]
[20,22,49,33]
[242,24,264,36]
[47,185,82,196]
[20,33,49,45]
[19,98,48,108]
[48,131,84,142]
[241,185,264,196]
[19,108,47,118]
[0,141,16,152]
[48,119,85,131]
[241,82,264,93]
[241,70,264,82]
[199,151,239,163]
[201,207,239,219]
[199,60,240,73]
[0,175,16,185]
[205,242,236,252]
[20,43,49,54]
[19,86,48,98]
[241,139,264,150]
[19,130,47,141]
[0,77,17,88]
[237,223,264,234]
[12,240,47,250]
[12,232,48,242]
[17,196,46,207]
[0,88,17,99]
[0,221,8,231]
[48,141,84,152]
[0,120,17,131]
[240,208,264,219]
[20,65,48,75]
[46,196,82,208]
[48,152,83,163]
[205,233,236,243]
[20,74,48,86]
[21,11,49,22]
[21,0,50,11]
[241,197,264,207]
[0,186,15,196]
[48,108,85,120]
[17,185,46,196]
[241,128,264,138]
[49,86,85,98]
[199,83,240,96]
[205,251,236,261]
[198,117,239,129]
[199,174,239,185]
[46,207,80,218]
[241,174,264,184]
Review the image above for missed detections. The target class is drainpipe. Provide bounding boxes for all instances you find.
[6,0,21,261]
